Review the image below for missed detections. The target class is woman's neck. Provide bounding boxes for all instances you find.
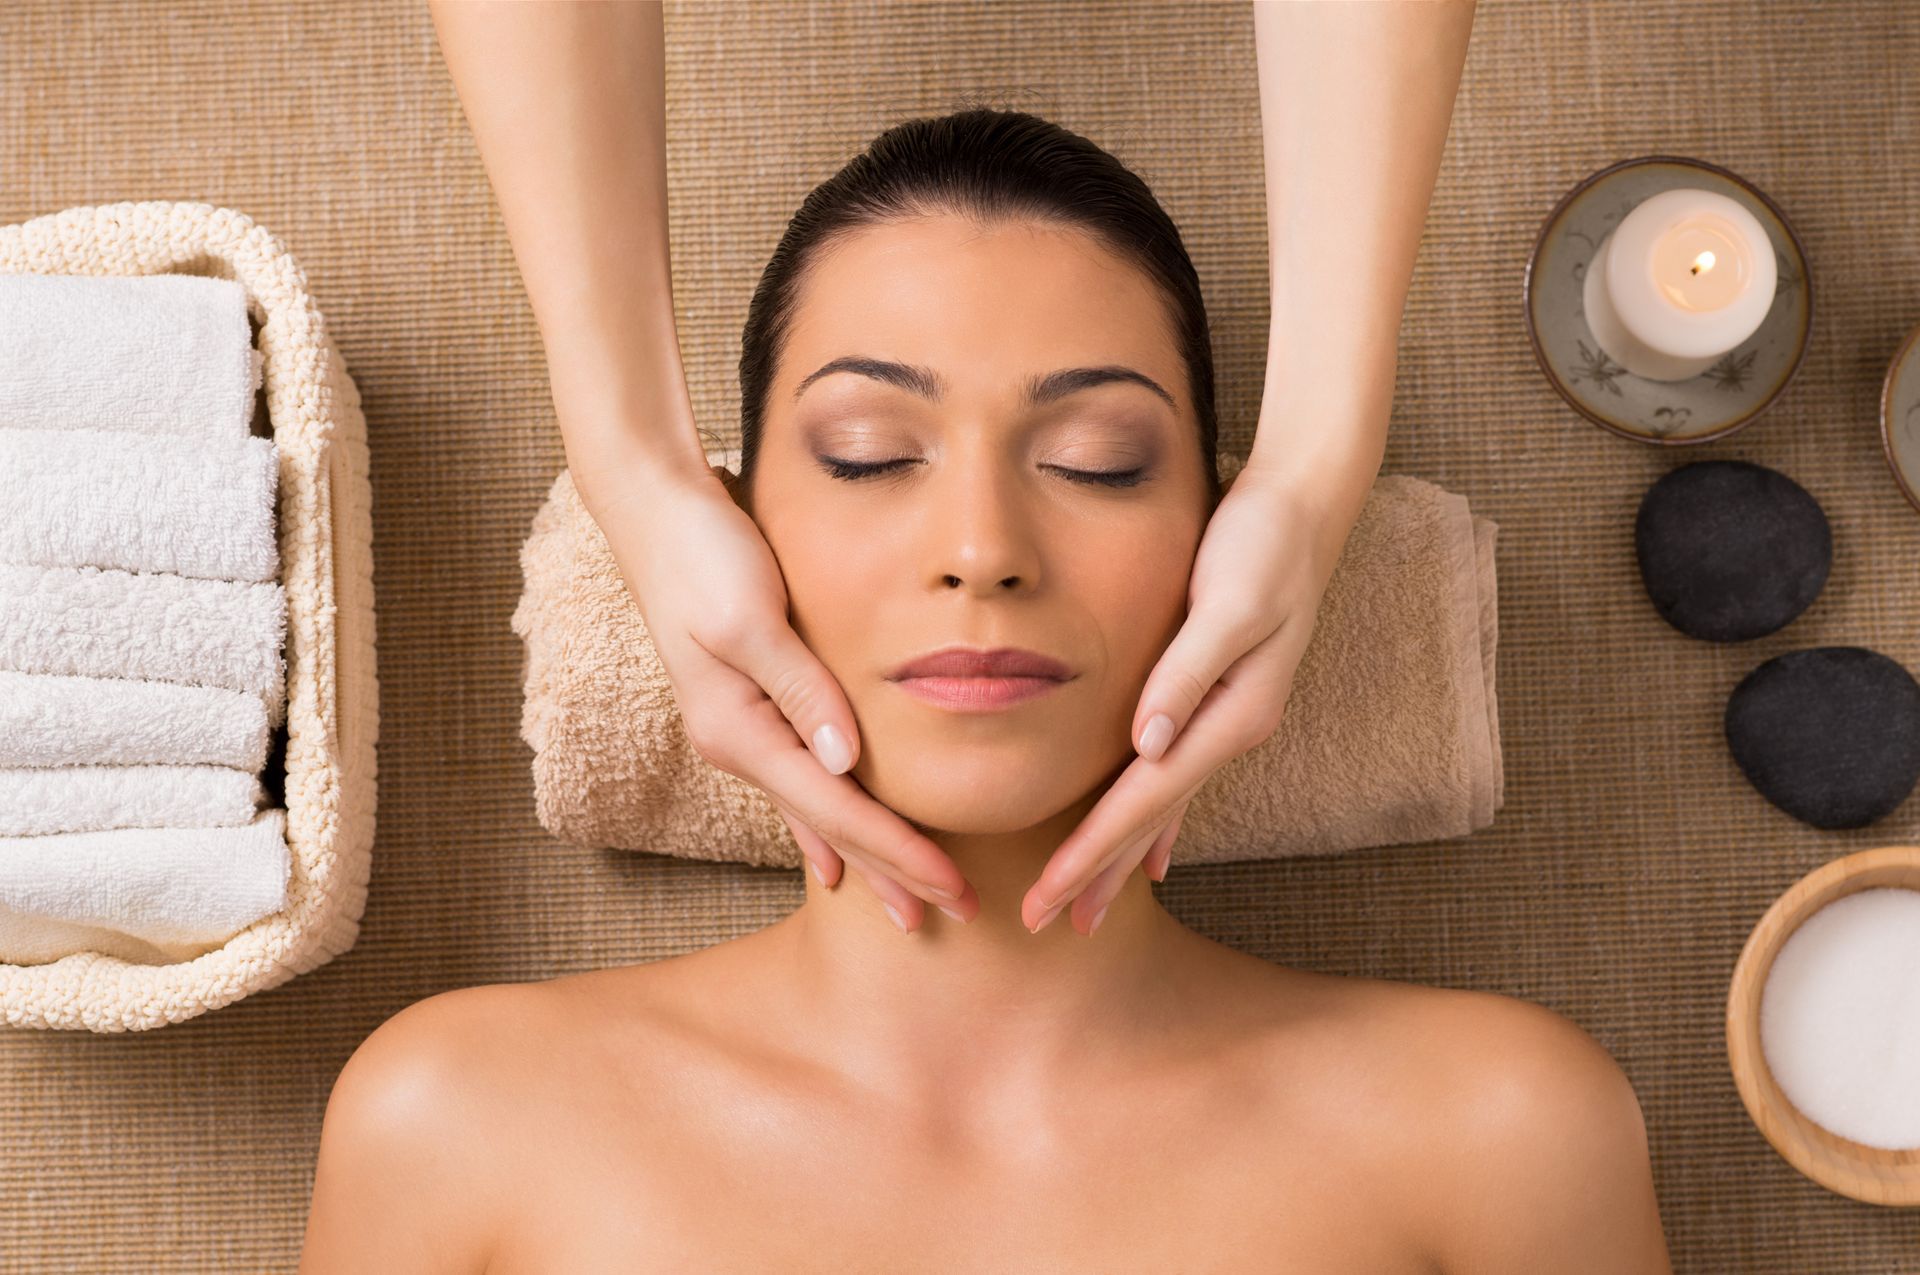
[756,791,1207,1119]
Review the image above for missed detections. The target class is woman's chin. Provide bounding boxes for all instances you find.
[854,752,1104,837]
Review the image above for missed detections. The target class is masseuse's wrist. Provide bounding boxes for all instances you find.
[1240,420,1385,587]
[1243,342,1392,500]
[564,402,720,522]
[549,313,719,511]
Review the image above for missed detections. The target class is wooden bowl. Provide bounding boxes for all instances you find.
[1878,318,1920,516]
[1726,845,1920,1206]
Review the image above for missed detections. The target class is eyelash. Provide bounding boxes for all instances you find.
[817,456,1148,488]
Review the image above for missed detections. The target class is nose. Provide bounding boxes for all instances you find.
[922,450,1042,597]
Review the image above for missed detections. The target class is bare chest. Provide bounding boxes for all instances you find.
[481,1070,1439,1275]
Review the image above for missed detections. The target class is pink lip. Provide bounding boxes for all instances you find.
[888,646,1073,680]
[886,645,1075,713]
[891,675,1066,712]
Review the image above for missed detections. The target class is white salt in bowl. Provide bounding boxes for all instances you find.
[1727,845,1920,1206]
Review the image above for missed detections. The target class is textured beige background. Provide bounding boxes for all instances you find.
[4,1,1920,1269]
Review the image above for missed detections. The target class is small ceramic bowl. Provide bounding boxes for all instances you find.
[1878,320,1920,515]
[1524,155,1812,446]
[1726,844,1920,1206]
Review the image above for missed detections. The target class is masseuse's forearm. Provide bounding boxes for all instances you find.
[428,0,710,498]
[1248,0,1476,534]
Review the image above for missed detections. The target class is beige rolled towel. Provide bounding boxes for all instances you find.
[512,452,1503,868]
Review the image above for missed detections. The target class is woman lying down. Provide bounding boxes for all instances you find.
[298,109,1673,1274]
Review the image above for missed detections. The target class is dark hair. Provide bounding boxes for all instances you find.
[735,107,1221,504]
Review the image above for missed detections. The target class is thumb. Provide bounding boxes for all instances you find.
[730,616,862,775]
[1131,606,1250,762]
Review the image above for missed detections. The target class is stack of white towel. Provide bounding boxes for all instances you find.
[0,272,293,966]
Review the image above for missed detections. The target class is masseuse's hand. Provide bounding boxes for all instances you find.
[581,458,976,932]
[1020,456,1358,936]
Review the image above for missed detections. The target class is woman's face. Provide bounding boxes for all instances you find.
[741,213,1211,834]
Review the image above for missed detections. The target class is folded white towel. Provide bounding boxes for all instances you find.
[0,764,264,836]
[0,806,290,966]
[0,273,261,440]
[0,669,270,770]
[0,427,279,583]
[0,564,286,727]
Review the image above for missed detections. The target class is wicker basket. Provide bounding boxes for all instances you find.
[0,201,379,1032]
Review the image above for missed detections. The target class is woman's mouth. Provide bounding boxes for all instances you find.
[885,645,1075,713]
[891,674,1065,711]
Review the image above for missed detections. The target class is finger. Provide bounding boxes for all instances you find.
[764,776,975,923]
[770,794,931,931]
[734,708,971,906]
[1142,798,1188,885]
[1131,600,1268,762]
[716,610,863,778]
[849,857,927,934]
[1025,639,1293,929]
[1059,790,1192,935]
[1032,812,1165,934]
[776,806,843,889]
[1025,759,1187,931]
[1075,810,1175,933]
[1128,798,1175,887]
[830,831,976,925]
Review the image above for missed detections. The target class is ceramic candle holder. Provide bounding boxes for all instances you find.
[1878,320,1920,516]
[1524,155,1812,446]
[1726,844,1920,1207]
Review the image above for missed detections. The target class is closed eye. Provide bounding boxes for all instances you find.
[1043,464,1148,488]
[817,456,918,481]
[817,456,1147,488]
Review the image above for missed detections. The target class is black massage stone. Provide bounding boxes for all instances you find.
[1635,460,1831,642]
[1724,647,1920,829]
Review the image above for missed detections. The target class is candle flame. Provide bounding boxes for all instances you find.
[1690,250,1716,276]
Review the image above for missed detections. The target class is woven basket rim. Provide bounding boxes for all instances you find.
[0,199,379,1032]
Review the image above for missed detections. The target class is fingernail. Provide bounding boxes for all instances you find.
[883,901,910,933]
[1138,713,1175,761]
[926,881,962,901]
[1089,902,1111,935]
[1030,901,1064,934]
[810,858,828,888]
[936,904,966,923]
[811,723,854,775]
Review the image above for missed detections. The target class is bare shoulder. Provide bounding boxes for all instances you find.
[298,981,556,1274]
[1362,979,1641,1113]
[331,979,560,1124]
[1351,979,1674,1275]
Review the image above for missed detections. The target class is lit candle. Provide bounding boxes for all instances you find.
[1582,187,1778,381]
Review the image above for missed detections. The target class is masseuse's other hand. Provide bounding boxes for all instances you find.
[578,457,976,932]
[1021,458,1355,935]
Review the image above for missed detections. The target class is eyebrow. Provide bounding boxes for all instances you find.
[792,355,1178,412]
